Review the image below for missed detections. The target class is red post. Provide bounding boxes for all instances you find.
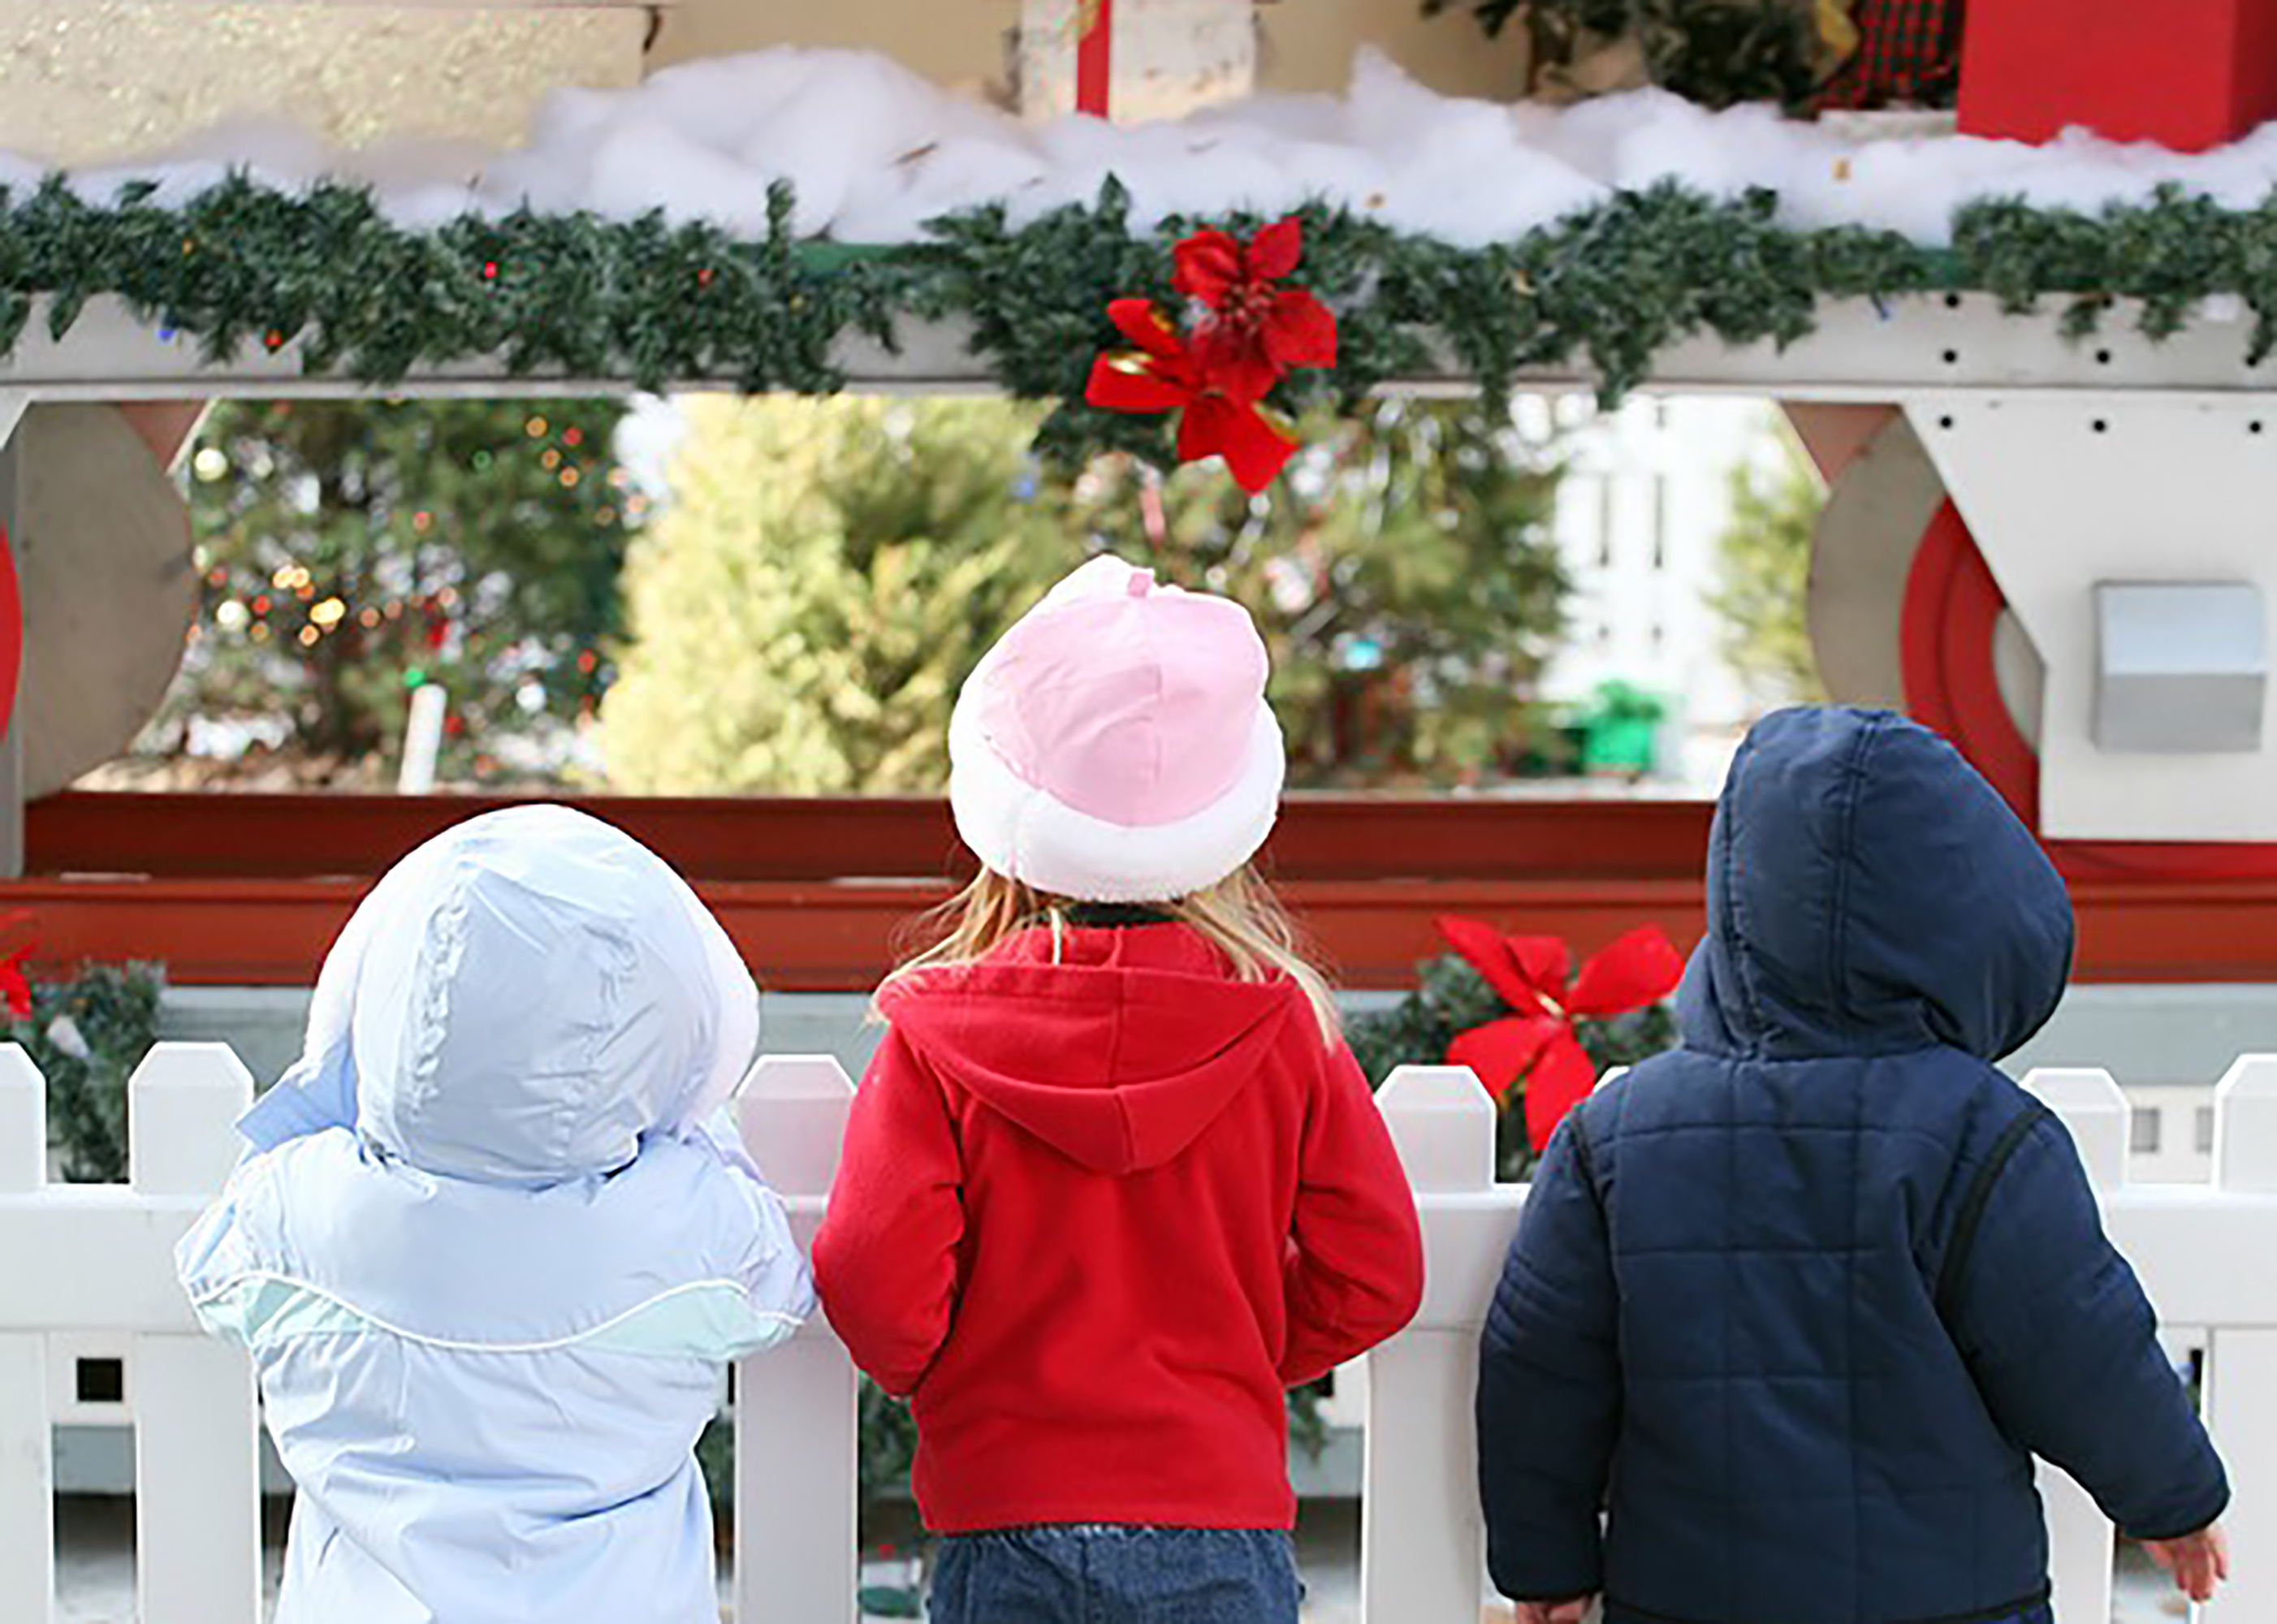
[1075,0,1114,118]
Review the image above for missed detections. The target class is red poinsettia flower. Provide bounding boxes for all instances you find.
[1173,217,1337,403]
[1437,917,1685,1151]
[1085,299,1298,494]
[0,914,33,1022]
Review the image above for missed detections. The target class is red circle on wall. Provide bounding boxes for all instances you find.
[1899,503,2277,881]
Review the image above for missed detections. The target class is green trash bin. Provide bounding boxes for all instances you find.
[1575,680,1667,777]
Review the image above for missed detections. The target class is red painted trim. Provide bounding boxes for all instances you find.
[1900,501,2277,881]
[1901,501,2040,823]
[23,791,1719,885]
[9,872,2277,991]
[1075,0,1113,117]
[28,793,970,883]
[0,875,1712,992]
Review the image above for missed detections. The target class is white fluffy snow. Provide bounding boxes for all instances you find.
[41,45,2277,249]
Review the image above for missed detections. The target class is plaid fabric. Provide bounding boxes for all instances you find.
[1813,0,1964,109]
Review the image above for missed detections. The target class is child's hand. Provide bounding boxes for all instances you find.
[1515,1597,1594,1624]
[2144,1524,2229,1603]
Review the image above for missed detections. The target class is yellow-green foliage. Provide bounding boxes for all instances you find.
[601,396,1083,793]
[1712,421,1828,705]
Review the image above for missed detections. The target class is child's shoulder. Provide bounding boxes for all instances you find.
[1578,1042,2036,1153]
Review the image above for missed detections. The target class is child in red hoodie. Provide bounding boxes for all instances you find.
[813,555,1424,1623]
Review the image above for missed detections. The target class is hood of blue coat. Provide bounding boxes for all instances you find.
[244,805,758,1186]
[1679,707,2074,1063]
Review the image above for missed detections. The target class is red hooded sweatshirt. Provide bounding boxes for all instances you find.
[812,919,1424,1534]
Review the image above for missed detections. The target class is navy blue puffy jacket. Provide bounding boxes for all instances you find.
[1476,706,2228,1624]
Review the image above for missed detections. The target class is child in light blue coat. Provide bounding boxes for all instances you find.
[176,805,814,1624]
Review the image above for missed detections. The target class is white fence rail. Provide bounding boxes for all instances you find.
[3,1043,2275,1622]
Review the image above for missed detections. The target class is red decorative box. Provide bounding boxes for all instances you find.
[1959,0,2277,150]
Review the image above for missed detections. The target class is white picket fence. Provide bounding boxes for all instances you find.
[4,1043,2277,1623]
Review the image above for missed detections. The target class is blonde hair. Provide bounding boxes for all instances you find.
[880,864,1342,1044]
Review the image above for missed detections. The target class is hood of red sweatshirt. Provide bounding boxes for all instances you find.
[877,923,1301,1175]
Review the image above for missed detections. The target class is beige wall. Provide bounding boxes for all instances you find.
[647,0,1528,102]
[0,3,646,163]
[1256,0,1527,99]
[649,0,1022,94]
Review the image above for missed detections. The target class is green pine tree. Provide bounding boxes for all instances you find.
[1078,399,1570,787]
[604,395,1569,794]
[600,396,1085,794]
[1710,423,1827,704]
[160,398,640,785]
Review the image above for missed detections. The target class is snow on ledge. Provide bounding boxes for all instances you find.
[25,46,2277,250]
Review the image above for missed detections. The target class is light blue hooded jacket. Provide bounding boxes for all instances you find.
[175,806,815,1624]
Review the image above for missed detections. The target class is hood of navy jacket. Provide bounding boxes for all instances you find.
[1478,710,2226,1624]
[1679,706,2074,1064]
[877,922,1297,1175]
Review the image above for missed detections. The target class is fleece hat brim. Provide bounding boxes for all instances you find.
[948,556,1285,903]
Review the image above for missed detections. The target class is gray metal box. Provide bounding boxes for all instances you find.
[2093,581,2267,754]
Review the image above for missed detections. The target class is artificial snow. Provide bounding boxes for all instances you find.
[32,45,2277,250]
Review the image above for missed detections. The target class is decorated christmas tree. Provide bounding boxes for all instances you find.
[160,398,640,785]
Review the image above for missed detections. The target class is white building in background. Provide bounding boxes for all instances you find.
[1529,394,1790,794]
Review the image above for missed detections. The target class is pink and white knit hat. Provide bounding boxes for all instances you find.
[948,555,1285,903]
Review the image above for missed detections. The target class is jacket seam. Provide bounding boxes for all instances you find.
[1715,742,1774,1057]
[1106,978,1133,1168]
[189,1270,798,1354]
[1721,1073,1737,1602]
[1934,1104,2054,1320]
[1823,712,1882,1042]
[1606,1118,1959,1147]
[1847,1066,1865,1616]
[1567,1115,1601,1201]
[1604,1584,2050,1624]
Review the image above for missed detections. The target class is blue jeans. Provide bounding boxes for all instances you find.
[928,1525,1301,1624]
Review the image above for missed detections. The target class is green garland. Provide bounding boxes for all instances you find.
[1423,0,1830,110]
[19,961,167,1184]
[9,173,2277,466]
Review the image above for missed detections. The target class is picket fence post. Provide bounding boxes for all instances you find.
[736,1056,859,1624]
[0,1044,56,1624]
[2205,1056,2277,1624]
[14,1027,2277,1624]
[1364,1064,1519,1623]
[2025,1067,2125,1623]
[128,1043,259,1624]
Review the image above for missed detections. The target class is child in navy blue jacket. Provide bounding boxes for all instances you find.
[1476,707,2229,1624]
